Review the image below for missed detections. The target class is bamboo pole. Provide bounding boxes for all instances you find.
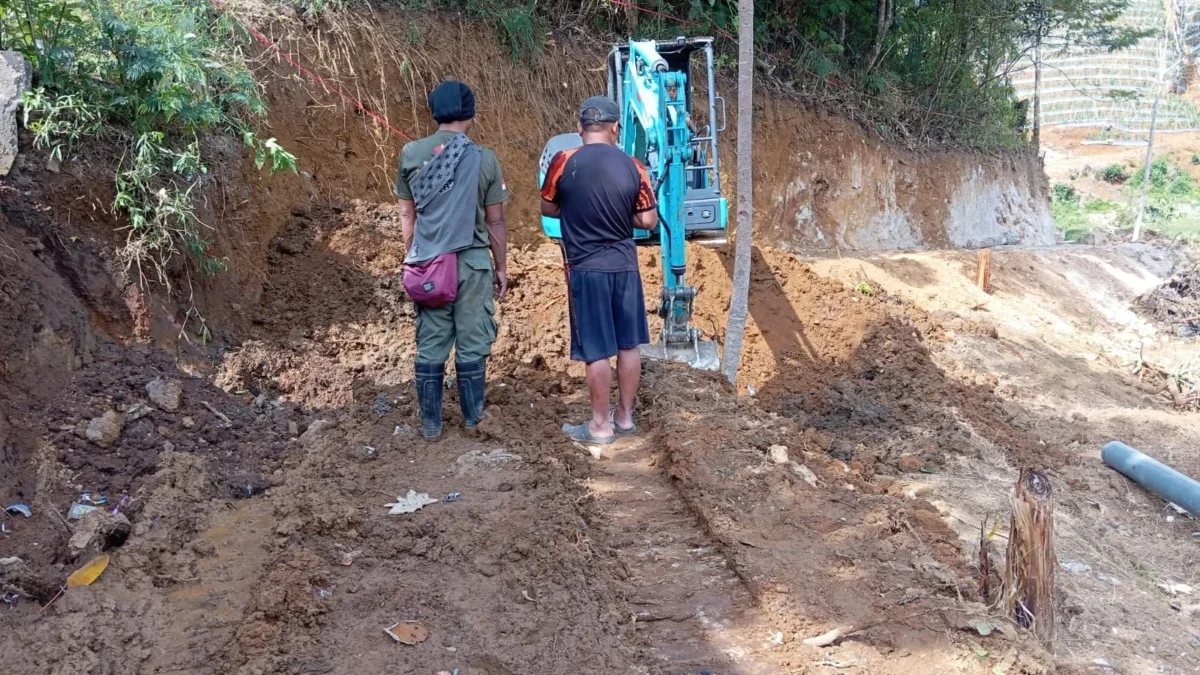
[1002,469,1057,645]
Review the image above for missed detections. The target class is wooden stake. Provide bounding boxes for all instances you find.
[976,248,992,294]
[978,514,999,606]
[1002,469,1057,645]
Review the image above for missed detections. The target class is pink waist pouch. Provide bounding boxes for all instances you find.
[403,252,458,308]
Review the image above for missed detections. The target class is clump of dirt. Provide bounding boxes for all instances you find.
[219,201,1056,473]
[642,245,1062,471]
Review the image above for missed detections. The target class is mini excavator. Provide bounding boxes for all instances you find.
[538,37,728,371]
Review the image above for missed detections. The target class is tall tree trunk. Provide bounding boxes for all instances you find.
[1031,0,1044,149]
[1134,26,1168,242]
[1032,41,1042,149]
[624,0,638,35]
[866,0,894,71]
[721,0,754,386]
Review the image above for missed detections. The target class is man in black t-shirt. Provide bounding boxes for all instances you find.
[540,96,659,444]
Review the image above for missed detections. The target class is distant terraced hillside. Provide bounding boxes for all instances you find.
[1010,0,1200,133]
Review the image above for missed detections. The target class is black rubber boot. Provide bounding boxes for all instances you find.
[415,362,445,440]
[455,358,487,434]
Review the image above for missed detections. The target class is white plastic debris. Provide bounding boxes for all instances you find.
[385,490,439,515]
[1158,582,1194,596]
[1061,561,1091,574]
[67,503,97,520]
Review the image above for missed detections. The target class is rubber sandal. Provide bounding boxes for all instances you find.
[609,409,637,436]
[562,422,615,445]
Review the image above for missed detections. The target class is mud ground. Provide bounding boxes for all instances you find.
[3,178,1198,673]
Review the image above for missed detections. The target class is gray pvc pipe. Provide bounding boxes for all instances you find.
[1102,441,1200,517]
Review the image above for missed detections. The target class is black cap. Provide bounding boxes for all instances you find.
[579,96,620,124]
[429,81,476,124]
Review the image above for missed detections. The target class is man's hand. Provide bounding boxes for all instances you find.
[494,269,508,302]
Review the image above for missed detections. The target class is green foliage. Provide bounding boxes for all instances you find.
[1051,181,1086,238]
[380,0,1140,147]
[1102,163,1128,183]
[1128,157,1198,224]
[1192,153,1199,166]
[1052,182,1078,204]
[288,0,345,17]
[1051,185,1125,241]
[1083,198,1120,213]
[396,0,545,61]
[495,2,539,62]
[3,0,295,284]
[1129,157,1195,195]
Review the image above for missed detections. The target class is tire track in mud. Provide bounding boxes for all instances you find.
[589,431,781,674]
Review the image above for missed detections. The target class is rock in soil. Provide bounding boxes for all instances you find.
[68,510,131,555]
[145,378,184,412]
[768,444,790,465]
[300,419,337,446]
[85,410,125,447]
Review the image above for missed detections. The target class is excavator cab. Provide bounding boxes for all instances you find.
[538,37,728,371]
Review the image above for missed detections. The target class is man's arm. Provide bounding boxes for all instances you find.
[539,150,567,219]
[485,202,508,301]
[632,158,658,230]
[394,144,416,251]
[633,207,658,230]
[398,199,416,251]
[481,149,511,301]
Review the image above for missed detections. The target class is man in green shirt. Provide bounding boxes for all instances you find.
[395,81,509,440]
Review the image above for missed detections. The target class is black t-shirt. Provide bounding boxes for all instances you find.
[540,143,657,272]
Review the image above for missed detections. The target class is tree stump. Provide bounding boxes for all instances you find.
[1002,469,1057,645]
[976,248,992,294]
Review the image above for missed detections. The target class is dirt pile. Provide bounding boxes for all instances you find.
[1135,262,1200,338]
[213,198,1058,471]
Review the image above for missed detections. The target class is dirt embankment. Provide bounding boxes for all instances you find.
[194,7,1055,304]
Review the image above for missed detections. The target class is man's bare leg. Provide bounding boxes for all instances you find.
[585,358,614,438]
[614,347,639,430]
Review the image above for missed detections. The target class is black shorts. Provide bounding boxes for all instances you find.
[568,269,650,363]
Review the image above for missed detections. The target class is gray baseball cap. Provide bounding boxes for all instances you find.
[579,96,620,124]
